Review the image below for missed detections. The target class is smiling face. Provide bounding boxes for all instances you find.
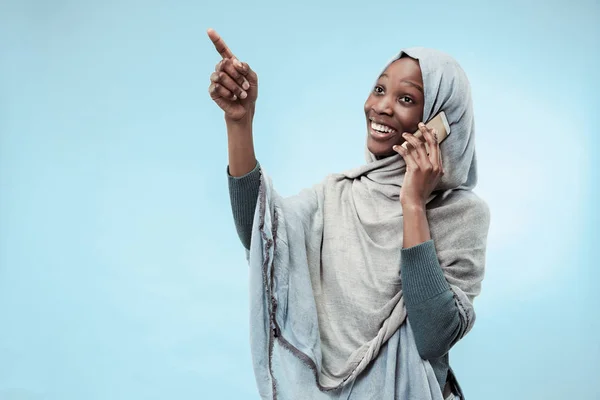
[364,56,425,159]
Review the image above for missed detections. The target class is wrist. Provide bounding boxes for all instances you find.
[401,199,431,248]
[225,114,254,140]
[401,198,426,212]
[225,106,255,127]
[225,115,253,128]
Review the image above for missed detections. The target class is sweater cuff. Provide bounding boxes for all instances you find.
[226,161,261,225]
[401,239,450,306]
[226,160,260,180]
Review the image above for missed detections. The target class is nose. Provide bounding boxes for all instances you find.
[372,94,393,116]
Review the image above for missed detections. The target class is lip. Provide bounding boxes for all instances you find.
[368,117,398,141]
[369,127,397,142]
[369,117,396,127]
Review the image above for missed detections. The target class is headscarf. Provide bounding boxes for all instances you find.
[246,48,490,399]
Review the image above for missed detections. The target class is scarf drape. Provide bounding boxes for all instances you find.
[246,48,490,399]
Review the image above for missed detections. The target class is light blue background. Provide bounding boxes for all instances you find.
[1,1,598,399]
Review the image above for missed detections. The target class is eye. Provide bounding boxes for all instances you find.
[373,86,384,95]
[399,96,414,104]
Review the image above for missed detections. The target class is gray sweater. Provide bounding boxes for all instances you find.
[227,161,465,396]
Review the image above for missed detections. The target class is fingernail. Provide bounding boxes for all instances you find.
[419,122,425,128]
[232,94,237,101]
[234,59,242,68]
[402,133,408,137]
[242,81,250,90]
[240,91,247,99]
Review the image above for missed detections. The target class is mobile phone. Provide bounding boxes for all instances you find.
[400,111,451,154]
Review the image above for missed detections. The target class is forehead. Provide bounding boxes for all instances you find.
[380,57,423,84]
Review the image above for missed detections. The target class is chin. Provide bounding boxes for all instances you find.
[367,137,397,159]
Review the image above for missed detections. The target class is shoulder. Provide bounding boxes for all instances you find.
[432,189,488,216]
[452,190,490,222]
[427,189,491,236]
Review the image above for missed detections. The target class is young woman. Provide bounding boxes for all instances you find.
[208,28,490,400]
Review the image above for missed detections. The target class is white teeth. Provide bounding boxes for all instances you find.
[370,121,395,133]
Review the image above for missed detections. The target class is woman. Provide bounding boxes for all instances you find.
[208,28,490,400]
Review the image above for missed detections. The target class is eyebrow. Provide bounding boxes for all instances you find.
[379,73,424,94]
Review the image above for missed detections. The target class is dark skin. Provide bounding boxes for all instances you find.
[208,29,444,248]
[207,28,258,178]
[364,57,445,248]
[364,57,425,158]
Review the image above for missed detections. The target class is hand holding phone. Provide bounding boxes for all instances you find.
[400,111,451,154]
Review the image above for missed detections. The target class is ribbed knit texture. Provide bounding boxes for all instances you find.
[226,161,260,250]
[401,240,451,305]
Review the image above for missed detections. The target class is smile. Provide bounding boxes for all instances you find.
[369,120,397,140]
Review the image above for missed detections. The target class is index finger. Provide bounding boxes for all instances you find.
[207,28,235,59]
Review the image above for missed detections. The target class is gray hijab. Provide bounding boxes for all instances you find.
[246,48,490,399]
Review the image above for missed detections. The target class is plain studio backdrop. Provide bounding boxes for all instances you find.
[1,1,599,399]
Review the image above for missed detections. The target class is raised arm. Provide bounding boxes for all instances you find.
[207,28,258,177]
[207,28,262,249]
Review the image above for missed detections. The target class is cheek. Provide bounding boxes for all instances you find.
[395,106,423,127]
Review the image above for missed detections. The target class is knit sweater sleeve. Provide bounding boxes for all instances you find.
[400,240,464,360]
[227,161,261,250]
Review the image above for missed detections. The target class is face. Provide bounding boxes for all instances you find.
[364,57,425,159]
